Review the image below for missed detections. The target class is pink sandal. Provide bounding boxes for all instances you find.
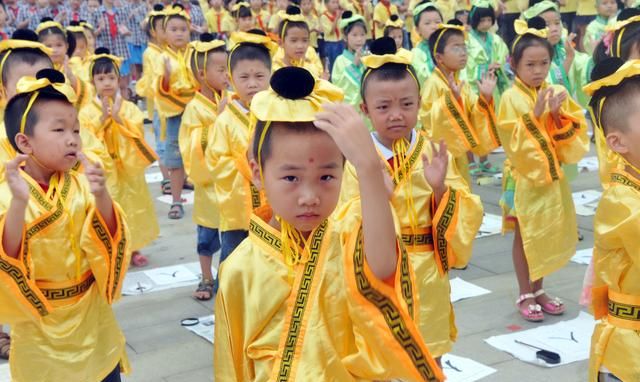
[534,289,565,315]
[516,293,544,322]
[130,251,149,267]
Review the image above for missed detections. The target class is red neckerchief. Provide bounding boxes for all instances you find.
[8,5,19,18]
[72,10,80,21]
[255,12,265,31]
[51,6,59,16]
[106,11,117,38]
[0,31,7,40]
[380,0,391,16]
[323,11,339,39]
[216,10,221,32]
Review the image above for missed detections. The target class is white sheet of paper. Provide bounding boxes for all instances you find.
[578,157,599,173]
[476,214,502,239]
[572,190,602,217]
[450,277,491,303]
[0,363,9,382]
[144,265,199,286]
[571,248,593,265]
[122,262,217,295]
[441,354,497,382]
[156,191,195,205]
[484,311,596,368]
[145,172,163,184]
[184,315,215,344]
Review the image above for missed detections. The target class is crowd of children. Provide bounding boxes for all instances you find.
[0,0,638,380]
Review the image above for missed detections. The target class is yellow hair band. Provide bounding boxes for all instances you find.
[163,5,191,27]
[36,20,66,34]
[89,53,123,79]
[432,23,466,56]
[512,19,549,49]
[15,75,77,133]
[361,51,418,89]
[0,40,52,90]
[385,15,404,29]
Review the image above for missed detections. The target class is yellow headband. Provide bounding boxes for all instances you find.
[81,21,94,31]
[163,6,191,27]
[89,53,123,79]
[36,20,66,35]
[280,11,307,41]
[187,39,226,91]
[15,75,77,134]
[385,15,404,29]
[66,25,84,33]
[0,40,53,91]
[338,13,365,31]
[412,1,439,18]
[522,0,558,20]
[361,51,418,89]
[607,15,640,57]
[231,2,250,12]
[147,10,166,31]
[432,23,466,57]
[512,18,549,50]
[227,32,277,88]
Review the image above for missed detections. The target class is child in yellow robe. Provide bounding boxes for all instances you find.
[411,2,443,90]
[79,49,159,268]
[231,2,255,32]
[300,0,321,50]
[0,68,130,382]
[204,0,232,38]
[272,5,324,77]
[205,31,275,288]
[154,5,197,220]
[372,0,397,38]
[179,34,227,300]
[319,0,344,72]
[497,17,589,322]
[67,21,92,86]
[419,20,499,185]
[215,65,445,382]
[36,19,90,107]
[250,0,271,31]
[582,58,640,382]
[340,37,483,361]
[384,14,411,57]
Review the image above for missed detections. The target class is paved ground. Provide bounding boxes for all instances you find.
[0,143,600,382]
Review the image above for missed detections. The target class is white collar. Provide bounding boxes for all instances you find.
[371,129,416,161]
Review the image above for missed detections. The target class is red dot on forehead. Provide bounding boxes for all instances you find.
[308,157,314,163]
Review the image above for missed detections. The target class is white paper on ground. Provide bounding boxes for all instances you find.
[571,248,593,265]
[441,354,497,382]
[572,190,602,216]
[156,190,195,205]
[491,147,505,154]
[450,277,491,303]
[145,172,163,184]
[476,214,502,239]
[122,262,217,295]
[578,157,599,173]
[184,315,215,344]
[0,363,9,382]
[484,311,596,368]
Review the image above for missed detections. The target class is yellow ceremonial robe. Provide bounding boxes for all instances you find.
[179,91,221,229]
[339,131,483,356]
[419,67,500,184]
[215,206,444,381]
[155,46,196,119]
[79,99,159,251]
[0,171,131,382]
[497,79,589,281]
[272,46,323,78]
[205,95,263,232]
[135,42,164,120]
[589,169,640,382]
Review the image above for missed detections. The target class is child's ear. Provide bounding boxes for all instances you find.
[360,101,368,116]
[605,130,629,155]
[14,133,33,155]
[249,158,263,190]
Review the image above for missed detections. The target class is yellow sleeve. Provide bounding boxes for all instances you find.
[497,89,563,187]
[180,99,215,187]
[545,95,589,165]
[466,88,501,156]
[155,52,196,118]
[81,200,130,304]
[112,102,158,174]
[214,281,242,381]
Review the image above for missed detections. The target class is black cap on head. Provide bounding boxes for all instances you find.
[270,67,315,99]
[12,28,39,41]
[617,7,640,21]
[171,2,185,10]
[95,47,110,55]
[286,4,301,15]
[153,3,165,11]
[446,18,463,26]
[527,16,546,30]
[390,14,399,22]
[200,32,215,42]
[36,68,65,83]
[369,36,397,55]
[591,57,624,82]
[69,20,80,27]
[341,10,353,19]
[40,17,54,23]
[247,28,267,36]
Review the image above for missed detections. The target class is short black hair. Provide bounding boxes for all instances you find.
[510,16,553,66]
[67,21,88,46]
[413,1,443,27]
[612,8,640,59]
[0,50,53,88]
[252,121,319,165]
[428,19,464,57]
[37,18,76,56]
[190,33,227,75]
[146,4,166,38]
[233,4,252,19]
[341,10,367,35]
[469,5,495,29]
[361,37,420,101]
[279,6,309,39]
[229,33,272,72]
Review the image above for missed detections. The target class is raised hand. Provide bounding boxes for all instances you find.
[112,91,124,124]
[313,103,377,171]
[422,140,448,197]
[5,154,29,203]
[447,72,465,102]
[100,95,111,125]
[477,70,497,101]
[79,153,107,197]
[533,88,550,119]
[547,88,567,119]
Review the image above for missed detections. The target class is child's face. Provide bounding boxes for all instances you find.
[69,0,81,9]
[88,0,99,10]
[17,100,82,172]
[476,16,493,33]
[231,59,270,105]
[4,60,53,99]
[417,10,442,40]
[37,0,47,8]
[514,44,551,88]
[204,51,229,92]
[435,33,467,71]
[283,27,310,61]
[597,0,618,18]
[277,0,288,10]
[540,10,562,45]
[345,25,366,52]
[250,0,262,9]
[85,30,96,51]
[325,0,339,13]
[165,17,190,49]
[387,27,403,50]
[40,33,67,65]
[238,15,253,32]
[362,75,420,144]
[300,0,312,14]
[252,127,343,234]
[74,36,87,57]
[93,70,119,99]
[209,0,222,9]
[455,11,468,26]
